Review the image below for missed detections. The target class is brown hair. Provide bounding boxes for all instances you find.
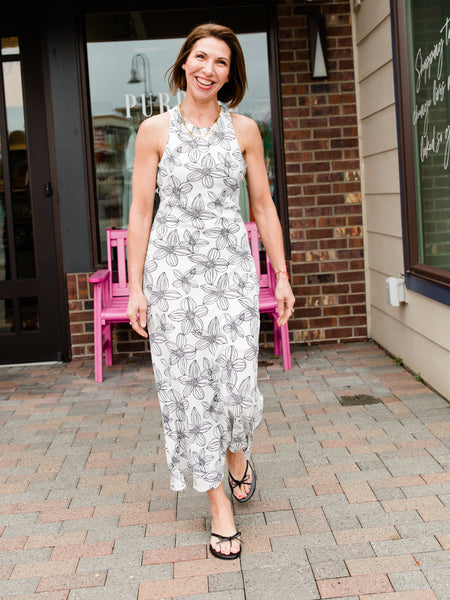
[167,23,247,108]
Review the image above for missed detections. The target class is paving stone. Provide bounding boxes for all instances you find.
[374,488,406,501]
[264,509,296,524]
[243,565,319,600]
[345,554,420,575]
[208,570,244,592]
[317,573,392,597]
[69,583,139,600]
[411,550,450,570]
[358,510,424,528]
[175,592,245,600]
[106,563,173,585]
[306,543,376,563]
[175,532,209,547]
[370,537,442,556]
[0,547,52,565]
[311,558,349,579]
[0,577,40,596]
[85,523,146,543]
[403,484,450,498]
[422,566,450,600]
[388,569,430,591]
[76,550,143,572]
[323,513,361,531]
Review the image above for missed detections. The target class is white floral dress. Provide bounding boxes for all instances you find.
[143,104,263,492]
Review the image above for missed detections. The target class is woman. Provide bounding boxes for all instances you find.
[127,23,295,560]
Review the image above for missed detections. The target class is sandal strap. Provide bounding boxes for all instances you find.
[228,460,250,489]
[211,531,242,545]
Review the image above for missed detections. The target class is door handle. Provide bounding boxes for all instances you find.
[44,182,53,196]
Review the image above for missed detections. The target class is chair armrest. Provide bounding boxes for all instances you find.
[89,269,110,284]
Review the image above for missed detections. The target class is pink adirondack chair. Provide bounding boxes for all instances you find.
[89,223,291,382]
[89,229,129,382]
[245,221,292,370]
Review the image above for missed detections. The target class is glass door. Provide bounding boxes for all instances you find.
[0,13,68,362]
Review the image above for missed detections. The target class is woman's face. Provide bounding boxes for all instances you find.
[182,36,231,100]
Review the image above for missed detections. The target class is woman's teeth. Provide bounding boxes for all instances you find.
[196,77,214,86]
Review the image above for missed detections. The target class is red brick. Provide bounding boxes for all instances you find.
[143,544,206,565]
[25,532,87,549]
[346,554,420,575]
[11,559,78,579]
[174,556,241,578]
[119,509,176,527]
[37,507,95,523]
[138,576,207,600]
[50,541,114,560]
[317,574,393,598]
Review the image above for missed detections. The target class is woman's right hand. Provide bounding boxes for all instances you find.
[126,290,148,338]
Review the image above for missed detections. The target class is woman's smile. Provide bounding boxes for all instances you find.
[195,76,215,89]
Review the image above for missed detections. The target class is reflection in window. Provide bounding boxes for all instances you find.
[86,12,273,262]
[0,298,13,332]
[19,296,39,331]
[1,37,19,56]
[0,135,5,282]
[2,59,35,280]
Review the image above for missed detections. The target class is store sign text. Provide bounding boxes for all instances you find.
[125,92,185,118]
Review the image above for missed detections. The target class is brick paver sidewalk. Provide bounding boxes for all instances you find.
[0,341,449,599]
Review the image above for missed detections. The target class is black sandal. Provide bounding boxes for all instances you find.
[228,460,256,503]
[209,531,242,560]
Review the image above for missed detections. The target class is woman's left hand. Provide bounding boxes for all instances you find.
[275,276,295,326]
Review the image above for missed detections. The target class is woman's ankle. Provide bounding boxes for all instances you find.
[226,449,245,467]
[207,484,231,517]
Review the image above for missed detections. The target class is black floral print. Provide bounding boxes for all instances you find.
[143,104,263,492]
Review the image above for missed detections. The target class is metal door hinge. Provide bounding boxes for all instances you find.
[44,182,53,196]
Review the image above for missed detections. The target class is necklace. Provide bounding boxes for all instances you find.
[179,103,221,138]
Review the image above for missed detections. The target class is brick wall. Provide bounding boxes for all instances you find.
[67,0,366,359]
[276,0,366,344]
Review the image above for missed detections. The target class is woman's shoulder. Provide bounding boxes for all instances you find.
[136,111,170,152]
[230,112,261,146]
[230,111,257,129]
[139,110,170,135]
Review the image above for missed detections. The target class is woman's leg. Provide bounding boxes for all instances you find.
[207,483,240,556]
[226,449,253,500]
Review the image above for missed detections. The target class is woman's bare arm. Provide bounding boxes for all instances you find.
[126,112,168,337]
[232,113,295,325]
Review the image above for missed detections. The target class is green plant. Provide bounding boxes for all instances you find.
[395,357,404,366]
[415,372,423,383]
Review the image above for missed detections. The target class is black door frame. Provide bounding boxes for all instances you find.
[0,6,70,362]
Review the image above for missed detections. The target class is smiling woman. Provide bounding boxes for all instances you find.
[124,22,294,562]
[84,5,284,265]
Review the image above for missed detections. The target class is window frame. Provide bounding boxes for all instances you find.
[392,0,450,293]
[77,0,289,269]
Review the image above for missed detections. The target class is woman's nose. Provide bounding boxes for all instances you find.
[202,60,214,75]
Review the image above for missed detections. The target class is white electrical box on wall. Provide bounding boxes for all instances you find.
[386,277,406,307]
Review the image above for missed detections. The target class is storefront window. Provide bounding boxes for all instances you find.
[86,8,275,262]
[394,0,450,292]
[406,0,450,271]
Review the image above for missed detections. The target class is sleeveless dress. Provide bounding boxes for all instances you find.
[143,104,263,492]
